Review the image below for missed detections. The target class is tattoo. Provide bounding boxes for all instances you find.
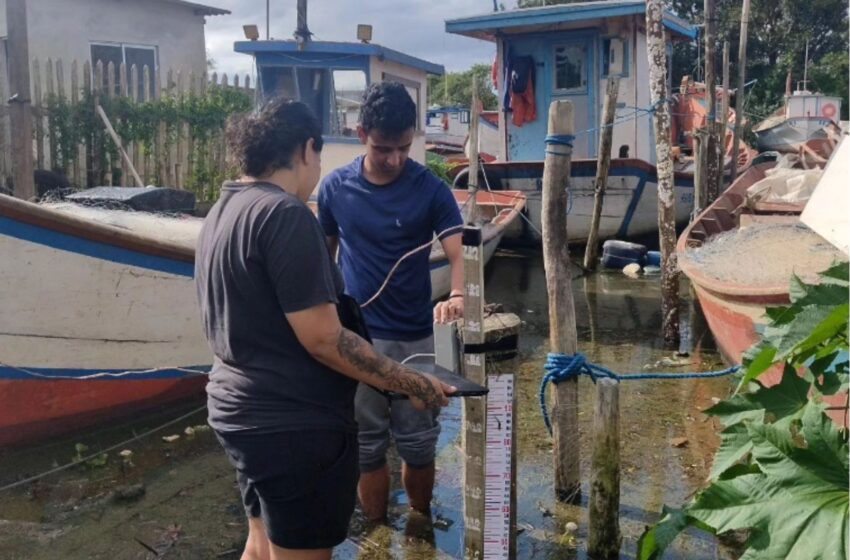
[336,329,441,407]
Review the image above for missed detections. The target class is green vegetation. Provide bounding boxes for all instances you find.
[427,64,498,111]
[638,262,849,559]
[45,87,252,201]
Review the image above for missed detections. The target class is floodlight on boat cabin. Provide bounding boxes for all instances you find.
[243,25,260,41]
[357,24,373,44]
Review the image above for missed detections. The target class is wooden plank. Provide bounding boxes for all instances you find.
[731,0,751,183]
[142,65,151,184]
[175,70,185,189]
[55,59,70,177]
[186,71,197,192]
[83,60,93,188]
[462,225,486,560]
[130,64,140,185]
[646,0,681,347]
[164,68,175,187]
[119,62,128,186]
[467,76,480,224]
[32,59,45,171]
[71,60,82,187]
[541,100,580,502]
[93,60,104,185]
[154,66,164,185]
[45,59,56,172]
[0,43,8,184]
[6,0,35,199]
[584,75,620,270]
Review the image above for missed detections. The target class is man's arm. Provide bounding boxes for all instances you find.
[286,303,453,410]
[434,232,464,324]
[325,235,339,260]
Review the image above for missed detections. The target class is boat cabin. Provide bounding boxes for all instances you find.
[446,0,695,163]
[234,40,444,176]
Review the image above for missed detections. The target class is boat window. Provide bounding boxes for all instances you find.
[460,110,470,124]
[553,43,587,93]
[260,67,298,101]
[330,70,367,137]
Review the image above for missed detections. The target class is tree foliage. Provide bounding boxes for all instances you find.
[427,64,499,111]
[668,0,849,120]
[637,262,850,559]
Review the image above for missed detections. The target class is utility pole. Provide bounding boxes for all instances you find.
[266,0,270,40]
[731,0,750,183]
[6,0,35,199]
[646,0,680,347]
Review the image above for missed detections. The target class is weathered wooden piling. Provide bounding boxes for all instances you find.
[584,76,620,270]
[6,0,35,199]
[467,76,481,225]
[719,41,731,189]
[731,0,751,183]
[646,0,680,347]
[588,378,621,559]
[704,0,721,204]
[541,100,580,502]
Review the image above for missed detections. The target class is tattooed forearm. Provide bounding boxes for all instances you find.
[336,329,441,407]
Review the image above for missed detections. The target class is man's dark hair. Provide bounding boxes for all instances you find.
[228,98,323,177]
[359,82,416,137]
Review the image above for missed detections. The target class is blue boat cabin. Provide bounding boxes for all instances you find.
[446,0,695,164]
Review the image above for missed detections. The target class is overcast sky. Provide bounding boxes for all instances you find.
[203,0,518,79]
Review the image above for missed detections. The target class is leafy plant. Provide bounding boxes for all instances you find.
[638,262,849,560]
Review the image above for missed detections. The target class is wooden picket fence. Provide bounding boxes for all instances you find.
[0,58,255,200]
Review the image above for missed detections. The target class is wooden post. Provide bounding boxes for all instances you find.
[646,0,680,347]
[467,76,480,225]
[462,226,486,559]
[541,100,580,502]
[584,76,620,270]
[119,62,128,186]
[588,378,621,559]
[71,60,83,187]
[692,128,705,219]
[6,0,35,199]
[731,0,751,183]
[32,59,45,172]
[719,41,730,189]
[704,0,721,203]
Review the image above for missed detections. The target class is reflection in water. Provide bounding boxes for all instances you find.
[0,250,732,560]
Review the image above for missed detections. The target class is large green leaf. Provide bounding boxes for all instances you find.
[636,506,714,560]
[709,422,757,480]
[709,370,810,427]
[688,401,849,560]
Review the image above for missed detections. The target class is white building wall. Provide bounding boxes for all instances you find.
[0,0,210,78]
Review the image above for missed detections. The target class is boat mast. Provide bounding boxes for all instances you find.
[294,0,312,45]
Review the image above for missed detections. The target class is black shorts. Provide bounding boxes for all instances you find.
[215,428,358,550]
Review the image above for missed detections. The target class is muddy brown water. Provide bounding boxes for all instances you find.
[0,250,736,559]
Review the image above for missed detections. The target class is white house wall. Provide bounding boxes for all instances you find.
[0,0,209,78]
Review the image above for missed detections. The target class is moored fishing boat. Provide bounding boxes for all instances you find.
[0,188,523,446]
[677,144,847,388]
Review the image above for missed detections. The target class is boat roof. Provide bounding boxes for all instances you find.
[234,40,444,76]
[446,0,696,41]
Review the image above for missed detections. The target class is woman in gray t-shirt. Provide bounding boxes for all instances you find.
[195,99,453,560]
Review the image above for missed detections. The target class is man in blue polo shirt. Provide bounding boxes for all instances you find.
[318,82,464,523]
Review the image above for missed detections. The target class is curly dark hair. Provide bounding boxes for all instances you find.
[227,98,323,177]
[359,82,416,137]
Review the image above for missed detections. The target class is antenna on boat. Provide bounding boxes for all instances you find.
[294,0,313,46]
[800,39,810,92]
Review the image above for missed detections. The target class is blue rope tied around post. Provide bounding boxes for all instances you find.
[539,352,740,435]
[544,134,575,157]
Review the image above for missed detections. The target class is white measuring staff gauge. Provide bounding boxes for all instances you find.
[483,374,515,560]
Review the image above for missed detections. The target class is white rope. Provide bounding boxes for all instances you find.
[478,158,543,237]
[0,361,209,381]
[401,353,436,365]
[359,224,464,309]
[0,403,208,493]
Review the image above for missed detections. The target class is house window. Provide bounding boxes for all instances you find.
[382,72,421,130]
[460,110,470,124]
[601,37,629,77]
[553,43,587,92]
[90,43,156,99]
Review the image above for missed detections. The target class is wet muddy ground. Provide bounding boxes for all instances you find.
[0,250,736,559]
